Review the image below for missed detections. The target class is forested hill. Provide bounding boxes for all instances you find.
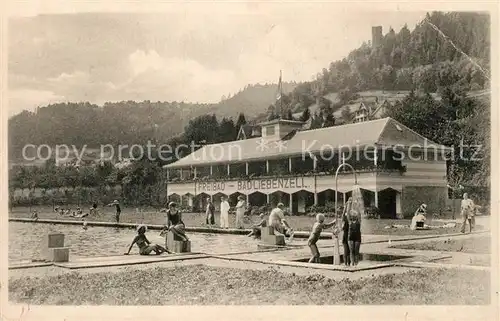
[8,82,296,160]
[9,11,490,161]
[283,11,489,114]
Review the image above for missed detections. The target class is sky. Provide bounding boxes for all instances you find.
[7,2,428,117]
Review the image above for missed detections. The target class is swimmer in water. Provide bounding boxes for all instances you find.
[124,225,169,256]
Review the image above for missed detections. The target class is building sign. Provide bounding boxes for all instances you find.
[196,177,309,193]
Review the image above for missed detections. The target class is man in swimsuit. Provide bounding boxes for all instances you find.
[124,224,169,256]
[308,214,336,263]
[107,200,121,223]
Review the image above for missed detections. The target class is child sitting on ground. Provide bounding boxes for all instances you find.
[124,224,169,256]
[247,213,267,238]
[308,214,336,263]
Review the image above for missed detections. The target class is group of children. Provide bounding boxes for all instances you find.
[54,206,86,218]
[243,200,361,266]
[52,200,121,221]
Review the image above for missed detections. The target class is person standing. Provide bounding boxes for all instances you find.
[347,213,362,266]
[268,203,292,236]
[460,193,475,233]
[342,198,352,266]
[220,196,230,229]
[235,195,246,229]
[206,197,215,228]
[107,200,121,223]
[308,214,336,263]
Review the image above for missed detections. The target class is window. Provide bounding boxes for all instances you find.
[266,125,275,136]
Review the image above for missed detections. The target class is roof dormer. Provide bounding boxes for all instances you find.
[258,118,304,140]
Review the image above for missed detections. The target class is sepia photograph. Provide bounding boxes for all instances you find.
[1,1,498,319]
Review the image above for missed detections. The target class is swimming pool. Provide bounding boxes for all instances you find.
[8,222,315,261]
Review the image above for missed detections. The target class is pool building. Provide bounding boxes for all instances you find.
[164,117,451,218]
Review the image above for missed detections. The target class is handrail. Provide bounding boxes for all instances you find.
[166,166,403,183]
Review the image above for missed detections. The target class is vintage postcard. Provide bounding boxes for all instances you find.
[1,1,498,320]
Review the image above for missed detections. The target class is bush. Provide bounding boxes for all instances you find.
[305,203,337,217]
[306,205,325,214]
[179,206,194,213]
[365,206,381,219]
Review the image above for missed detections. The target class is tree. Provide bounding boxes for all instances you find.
[218,117,237,142]
[267,105,279,121]
[183,114,220,146]
[340,107,353,123]
[236,113,247,129]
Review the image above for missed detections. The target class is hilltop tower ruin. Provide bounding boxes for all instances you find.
[372,26,383,48]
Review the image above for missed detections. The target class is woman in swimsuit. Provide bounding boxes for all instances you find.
[163,202,189,242]
[124,225,168,256]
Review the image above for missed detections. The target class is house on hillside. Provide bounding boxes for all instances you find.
[335,99,392,125]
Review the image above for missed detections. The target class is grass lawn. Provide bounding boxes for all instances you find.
[10,206,480,236]
[9,265,490,305]
[391,235,491,254]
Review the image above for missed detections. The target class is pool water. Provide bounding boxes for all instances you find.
[294,253,412,264]
[8,222,274,261]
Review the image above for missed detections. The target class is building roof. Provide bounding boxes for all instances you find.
[258,119,305,126]
[164,117,451,169]
[237,124,262,140]
[237,124,253,140]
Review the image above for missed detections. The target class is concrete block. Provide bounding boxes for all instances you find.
[169,240,191,253]
[166,230,191,253]
[47,247,70,262]
[45,233,65,248]
[262,226,275,236]
[166,230,185,244]
[262,233,285,246]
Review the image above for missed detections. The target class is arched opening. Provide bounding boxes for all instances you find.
[229,192,246,207]
[269,191,290,210]
[181,193,194,209]
[248,191,267,207]
[168,193,181,204]
[294,190,315,214]
[212,192,228,211]
[378,188,398,219]
[194,192,211,212]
